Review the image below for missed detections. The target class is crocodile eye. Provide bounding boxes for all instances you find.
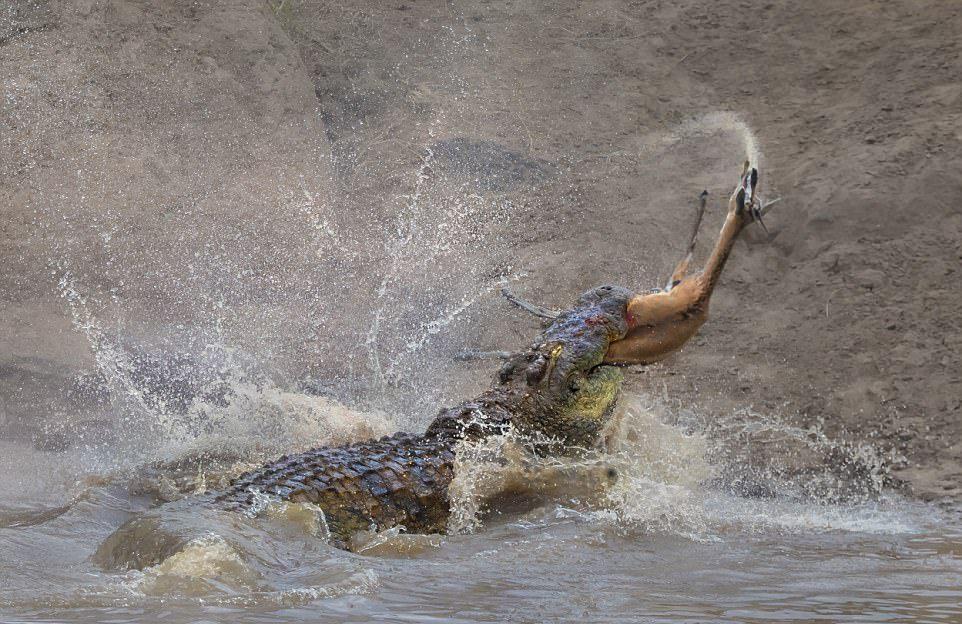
[499,360,517,383]
[525,355,547,386]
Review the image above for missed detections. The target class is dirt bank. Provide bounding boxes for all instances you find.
[2,1,960,503]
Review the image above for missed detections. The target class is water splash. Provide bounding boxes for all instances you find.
[56,264,395,469]
[131,534,261,597]
[447,393,910,540]
[642,111,764,169]
[57,267,161,426]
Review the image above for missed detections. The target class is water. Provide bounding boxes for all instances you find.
[1,391,960,623]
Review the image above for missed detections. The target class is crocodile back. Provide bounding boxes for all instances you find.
[215,431,457,547]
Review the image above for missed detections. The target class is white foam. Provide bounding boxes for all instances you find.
[449,393,920,540]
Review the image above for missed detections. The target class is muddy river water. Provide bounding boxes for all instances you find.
[2,395,960,624]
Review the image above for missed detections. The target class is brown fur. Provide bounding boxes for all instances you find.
[604,166,759,365]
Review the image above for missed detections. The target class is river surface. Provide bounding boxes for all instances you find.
[2,395,960,624]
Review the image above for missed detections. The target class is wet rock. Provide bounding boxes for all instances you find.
[430,138,551,192]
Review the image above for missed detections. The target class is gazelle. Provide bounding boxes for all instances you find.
[499,162,777,366]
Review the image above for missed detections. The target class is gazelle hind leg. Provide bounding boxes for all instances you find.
[501,287,561,320]
[665,191,708,291]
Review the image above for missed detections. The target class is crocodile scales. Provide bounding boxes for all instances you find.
[97,285,631,564]
[213,285,631,547]
[96,165,772,566]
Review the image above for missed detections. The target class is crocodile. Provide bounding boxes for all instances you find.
[212,283,632,545]
[96,164,773,566]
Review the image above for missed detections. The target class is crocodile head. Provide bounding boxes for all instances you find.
[495,285,632,450]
